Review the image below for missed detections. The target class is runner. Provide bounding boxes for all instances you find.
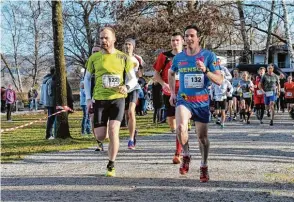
[123,38,142,150]
[210,71,233,128]
[284,75,294,112]
[277,74,287,113]
[231,69,242,121]
[259,64,280,126]
[226,86,234,122]
[216,58,232,80]
[86,46,106,151]
[253,67,266,124]
[84,27,137,177]
[168,25,223,182]
[153,32,184,164]
[239,71,254,124]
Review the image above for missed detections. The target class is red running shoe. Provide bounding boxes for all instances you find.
[179,156,191,175]
[172,153,181,164]
[200,166,209,183]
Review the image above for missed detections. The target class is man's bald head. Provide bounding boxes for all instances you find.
[99,27,116,51]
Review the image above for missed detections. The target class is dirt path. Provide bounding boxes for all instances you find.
[1,113,294,201]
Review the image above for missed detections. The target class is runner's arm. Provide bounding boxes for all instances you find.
[223,66,232,80]
[168,69,176,96]
[125,69,138,90]
[84,71,92,100]
[258,77,265,91]
[276,76,281,94]
[206,70,223,86]
[227,81,234,94]
[154,70,165,86]
[249,81,254,92]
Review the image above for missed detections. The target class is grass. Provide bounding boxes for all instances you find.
[1,111,169,163]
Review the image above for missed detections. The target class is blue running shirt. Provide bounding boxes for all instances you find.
[171,49,218,108]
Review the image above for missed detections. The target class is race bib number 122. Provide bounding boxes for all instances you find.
[102,74,120,88]
[184,74,204,88]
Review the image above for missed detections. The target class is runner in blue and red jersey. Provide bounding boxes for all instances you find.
[168,25,223,183]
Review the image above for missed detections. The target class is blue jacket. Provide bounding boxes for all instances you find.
[138,88,144,99]
[80,88,86,106]
[40,74,55,107]
[40,74,52,106]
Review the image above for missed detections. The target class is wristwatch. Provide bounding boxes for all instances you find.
[204,68,210,74]
[126,85,130,91]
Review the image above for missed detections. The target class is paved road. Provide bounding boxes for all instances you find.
[1,113,294,202]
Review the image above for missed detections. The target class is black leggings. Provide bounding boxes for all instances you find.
[255,103,265,120]
[276,94,286,111]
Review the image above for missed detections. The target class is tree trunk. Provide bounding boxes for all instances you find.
[282,0,294,69]
[264,0,275,64]
[237,0,251,64]
[52,0,71,139]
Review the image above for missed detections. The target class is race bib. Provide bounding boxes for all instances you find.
[256,90,263,95]
[243,92,251,98]
[281,88,285,93]
[184,74,204,88]
[102,74,120,88]
[265,91,274,97]
[286,92,292,97]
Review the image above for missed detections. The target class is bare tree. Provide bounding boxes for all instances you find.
[1,2,24,92]
[52,0,71,139]
[264,0,275,64]
[1,53,20,91]
[282,0,294,68]
[237,0,251,64]
[63,1,108,69]
[22,1,53,87]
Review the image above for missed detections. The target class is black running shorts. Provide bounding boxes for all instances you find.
[233,95,241,101]
[125,89,139,110]
[215,100,227,110]
[163,94,175,117]
[94,98,125,127]
[241,98,252,106]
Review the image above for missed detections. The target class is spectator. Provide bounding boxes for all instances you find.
[152,80,163,123]
[80,81,91,135]
[5,84,16,121]
[1,86,6,113]
[143,83,149,115]
[41,68,56,139]
[28,87,38,111]
[137,87,145,116]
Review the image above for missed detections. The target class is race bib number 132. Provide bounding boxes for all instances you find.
[184,74,204,88]
[102,74,120,88]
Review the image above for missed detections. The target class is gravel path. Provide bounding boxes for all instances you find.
[1,113,294,202]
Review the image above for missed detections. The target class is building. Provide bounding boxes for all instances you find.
[215,44,294,76]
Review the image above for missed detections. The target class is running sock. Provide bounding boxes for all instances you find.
[240,109,244,120]
[260,105,265,119]
[201,162,207,167]
[182,142,190,157]
[176,137,182,155]
[107,160,114,169]
[242,109,246,120]
[247,111,251,120]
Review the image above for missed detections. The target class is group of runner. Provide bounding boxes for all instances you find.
[213,64,294,127]
[83,25,294,181]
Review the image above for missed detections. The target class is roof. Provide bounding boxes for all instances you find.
[235,64,287,76]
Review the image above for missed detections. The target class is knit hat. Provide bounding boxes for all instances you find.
[125,38,136,48]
